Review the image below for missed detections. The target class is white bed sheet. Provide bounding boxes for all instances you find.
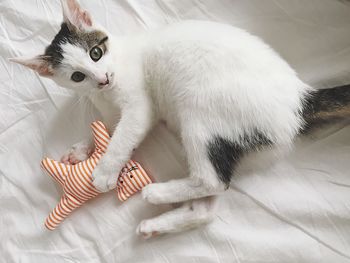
[1,0,350,262]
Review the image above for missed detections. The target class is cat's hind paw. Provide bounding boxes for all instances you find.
[136,220,160,239]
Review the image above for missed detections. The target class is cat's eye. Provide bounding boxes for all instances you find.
[71,71,85,82]
[90,47,103,62]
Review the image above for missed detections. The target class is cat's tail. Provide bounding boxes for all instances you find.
[301,84,350,133]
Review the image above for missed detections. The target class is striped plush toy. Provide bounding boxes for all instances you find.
[41,121,153,230]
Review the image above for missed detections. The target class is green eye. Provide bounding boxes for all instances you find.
[90,46,103,62]
[71,71,85,82]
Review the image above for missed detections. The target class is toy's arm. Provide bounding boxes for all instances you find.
[91,121,111,153]
[41,158,69,186]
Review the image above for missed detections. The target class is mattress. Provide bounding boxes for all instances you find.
[1,0,350,262]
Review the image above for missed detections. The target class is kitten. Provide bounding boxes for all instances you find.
[10,0,350,238]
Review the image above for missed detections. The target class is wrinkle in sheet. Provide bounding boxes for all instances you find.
[154,0,180,23]
[120,0,151,29]
[226,238,242,263]
[192,0,219,21]
[232,186,350,260]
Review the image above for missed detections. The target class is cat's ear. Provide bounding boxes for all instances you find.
[9,56,53,77]
[61,0,93,31]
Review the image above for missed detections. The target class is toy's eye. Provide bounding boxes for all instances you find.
[130,175,133,178]
[120,180,123,184]
[90,47,103,62]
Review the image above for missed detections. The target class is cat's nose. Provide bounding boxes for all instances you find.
[98,73,109,86]
[99,79,109,86]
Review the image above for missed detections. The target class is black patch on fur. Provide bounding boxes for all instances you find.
[207,132,272,186]
[44,23,71,66]
[98,36,108,45]
[301,84,350,133]
[44,23,108,67]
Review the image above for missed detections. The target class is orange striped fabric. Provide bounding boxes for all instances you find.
[41,121,153,230]
[117,160,153,201]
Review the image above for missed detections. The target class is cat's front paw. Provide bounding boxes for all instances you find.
[61,141,92,165]
[92,170,110,192]
[92,158,120,192]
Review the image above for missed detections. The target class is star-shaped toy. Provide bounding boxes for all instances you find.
[41,121,153,230]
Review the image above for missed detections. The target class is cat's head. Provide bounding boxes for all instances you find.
[10,0,115,93]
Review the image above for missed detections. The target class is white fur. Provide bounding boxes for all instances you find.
[13,0,312,237]
[137,196,217,238]
[91,21,310,236]
[89,20,310,187]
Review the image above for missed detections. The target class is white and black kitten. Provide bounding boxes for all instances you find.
[10,0,350,238]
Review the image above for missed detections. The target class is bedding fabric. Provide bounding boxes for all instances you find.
[1,0,350,262]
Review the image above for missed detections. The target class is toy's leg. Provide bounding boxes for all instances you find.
[137,196,217,238]
[45,194,82,230]
[61,140,93,165]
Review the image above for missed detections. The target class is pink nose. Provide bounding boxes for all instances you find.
[98,74,109,86]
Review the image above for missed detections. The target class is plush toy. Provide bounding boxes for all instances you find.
[41,121,153,230]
